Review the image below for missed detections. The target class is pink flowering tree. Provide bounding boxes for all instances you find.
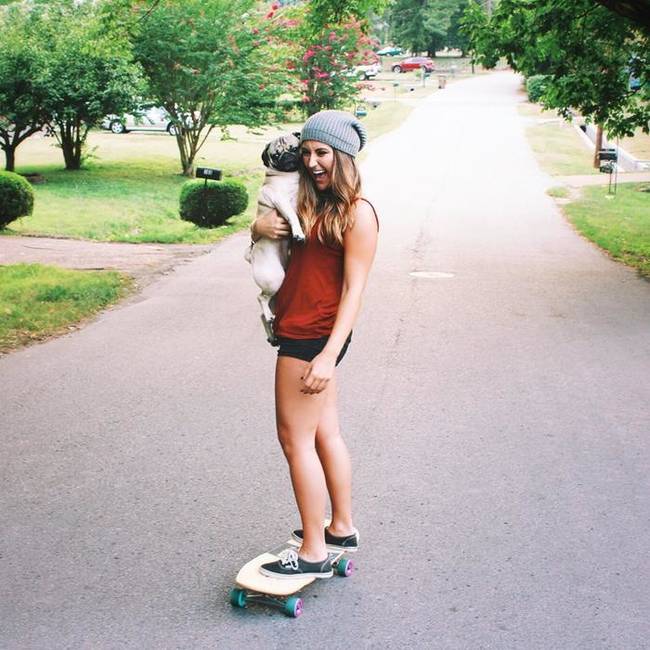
[297,19,378,116]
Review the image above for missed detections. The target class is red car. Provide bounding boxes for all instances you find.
[391,57,435,73]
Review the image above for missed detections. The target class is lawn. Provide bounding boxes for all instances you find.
[519,102,597,176]
[4,126,291,243]
[3,100,415,244]
[620,128,650,161]
[0,263,132,352]
[562,183,650,277]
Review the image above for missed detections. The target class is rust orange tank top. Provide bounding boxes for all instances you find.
[273,199,378,339]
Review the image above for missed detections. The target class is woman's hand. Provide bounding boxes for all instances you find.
[301,351,336,394]
[251,209,291,241]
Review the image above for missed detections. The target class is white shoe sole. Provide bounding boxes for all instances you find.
[259,567,333,580]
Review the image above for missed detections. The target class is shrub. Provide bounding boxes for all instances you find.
[0,171,34,228]
[526,75,549,103]
[179,179,248,228]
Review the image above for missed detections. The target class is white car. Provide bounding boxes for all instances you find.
[353,62,382,80]
[101,107,179,135]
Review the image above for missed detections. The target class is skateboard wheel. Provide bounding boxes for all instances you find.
[230,588,247,608]
[336,558,354,577]
[284,596,303,618]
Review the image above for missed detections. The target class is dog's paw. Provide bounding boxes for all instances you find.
[293,233,306,243]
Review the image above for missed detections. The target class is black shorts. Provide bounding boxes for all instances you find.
[276,333,352,366]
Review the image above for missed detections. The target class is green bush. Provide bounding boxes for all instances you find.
[179,179,248,228]
[526,75,549,103]
[0,171,34,228]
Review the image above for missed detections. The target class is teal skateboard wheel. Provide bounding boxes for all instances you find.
[230,588,247,608]
[336,558,354,577]
[284,596,303,617]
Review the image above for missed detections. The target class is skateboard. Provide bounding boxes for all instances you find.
[230,539,354,617]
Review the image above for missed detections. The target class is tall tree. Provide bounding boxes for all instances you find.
[463,0,650,143]
[133,0,291,176]
[0,5,49,171]
[389,0,466,55]
[38,0,144,170]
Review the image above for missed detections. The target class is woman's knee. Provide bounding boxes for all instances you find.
[277,425,317,459]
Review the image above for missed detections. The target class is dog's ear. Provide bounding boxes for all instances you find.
[292,131,301,140]
[261,143,271,168]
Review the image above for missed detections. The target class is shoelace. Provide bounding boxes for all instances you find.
[278,548,300,571]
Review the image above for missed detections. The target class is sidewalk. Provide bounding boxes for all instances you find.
[556,171,650,187]
[0,235,213,286]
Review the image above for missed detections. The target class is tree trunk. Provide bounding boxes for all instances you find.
[3,145,16,172]
[593,124,604,168]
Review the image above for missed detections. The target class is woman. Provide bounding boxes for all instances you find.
[250,110,378,578]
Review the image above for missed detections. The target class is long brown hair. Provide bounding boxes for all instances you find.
[297,148,362,248]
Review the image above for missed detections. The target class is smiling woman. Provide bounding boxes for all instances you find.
[250,110,379,580]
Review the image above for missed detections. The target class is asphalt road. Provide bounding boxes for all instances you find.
[2,71,649,649]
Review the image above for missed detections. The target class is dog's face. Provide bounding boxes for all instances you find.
[261,132,301,172]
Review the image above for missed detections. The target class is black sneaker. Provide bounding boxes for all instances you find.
[291,526,359,552]
[259,548,333,580]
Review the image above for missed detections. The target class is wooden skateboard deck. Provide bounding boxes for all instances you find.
[230,539,354,617]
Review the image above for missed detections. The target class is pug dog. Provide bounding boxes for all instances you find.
[245,132,305,345]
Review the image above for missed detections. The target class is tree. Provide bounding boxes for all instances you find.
[462,0,650,146]
[593,0,650,32]
[132,0,291,176]
[38,1,144,170]
[388,0,466,55]
[306,0,389,28]
[0,5,49,171]
[291,0,387,115]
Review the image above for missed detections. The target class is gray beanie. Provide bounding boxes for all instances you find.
[300,110,367,157]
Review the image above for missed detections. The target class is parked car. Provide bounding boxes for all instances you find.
[354,61,382,80]
[101,107,180,135]
[391,57,435,73]
[376,46,403,56]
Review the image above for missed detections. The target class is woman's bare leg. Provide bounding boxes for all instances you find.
[314,375,355,536]
[275,356,330,561]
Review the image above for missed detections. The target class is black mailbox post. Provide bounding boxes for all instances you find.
[597,148,618,195]
[195,167,222,222]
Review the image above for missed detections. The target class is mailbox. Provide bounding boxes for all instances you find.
[598,149,617,162]
[196,167,222,180]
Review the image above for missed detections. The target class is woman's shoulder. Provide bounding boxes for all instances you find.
[353,197,379,231]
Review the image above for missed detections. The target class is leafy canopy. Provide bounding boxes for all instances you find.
[462,0,650,136]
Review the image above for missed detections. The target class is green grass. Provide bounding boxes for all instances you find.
[525,121,597,176]
[2,127,274,243]
[0,263,133,352]
[547,186,570,198]
[5,158,263,243]
[563,183,650,277]
[3,105,413,244]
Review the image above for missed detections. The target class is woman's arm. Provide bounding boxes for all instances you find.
[301,200,378,394]
[250,209,291,242]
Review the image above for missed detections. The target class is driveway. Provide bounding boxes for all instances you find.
[1,71,649,649]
